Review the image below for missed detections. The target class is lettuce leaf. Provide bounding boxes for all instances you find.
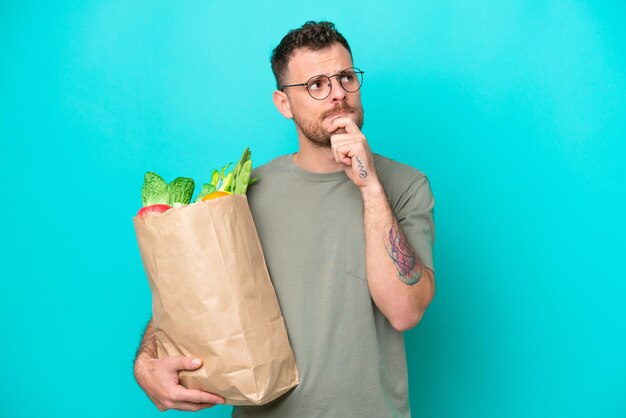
[141,172,169,207]
[167,177,195,207]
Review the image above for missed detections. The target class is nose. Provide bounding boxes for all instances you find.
[328,75,347,102]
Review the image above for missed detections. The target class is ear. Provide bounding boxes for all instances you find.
[273,90,294,119]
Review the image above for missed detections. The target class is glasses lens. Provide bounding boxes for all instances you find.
[339,69,363,93]
[306,75,331,100]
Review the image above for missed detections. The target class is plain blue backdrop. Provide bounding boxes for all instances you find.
[1,1,625,417]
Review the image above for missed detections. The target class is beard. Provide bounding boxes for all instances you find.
[293,103,365,149]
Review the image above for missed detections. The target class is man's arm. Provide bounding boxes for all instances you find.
[133,319,225,411]
[330,117,435,331]
[361,185,435,331]
[135,319,158,360]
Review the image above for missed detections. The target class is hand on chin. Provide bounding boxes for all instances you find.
[331,127,348,135]
[326,117,350,135]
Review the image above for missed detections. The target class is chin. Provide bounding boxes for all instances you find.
[304,135,332,149]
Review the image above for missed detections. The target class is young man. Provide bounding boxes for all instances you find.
[134,21,435,417]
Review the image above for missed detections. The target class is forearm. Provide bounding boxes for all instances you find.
[362,184,435,331]
[131,318,223,410]
[135,318,157,361]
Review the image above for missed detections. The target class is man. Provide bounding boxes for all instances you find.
[134,21,435,417]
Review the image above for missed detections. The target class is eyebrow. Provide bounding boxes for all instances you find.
[307,67,354,78]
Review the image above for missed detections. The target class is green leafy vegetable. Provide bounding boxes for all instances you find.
[194,183,217,202]
[219,163,231,180]
[228,147,253,195]
[142,172,169,207]
[210,170,219,188]
[140,147,256,207]
[167,177,195,207]
[219,172,233,192]
[234,159,252,194]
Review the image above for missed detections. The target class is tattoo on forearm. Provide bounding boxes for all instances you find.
[356,156,368,179]
[385,222,423,285]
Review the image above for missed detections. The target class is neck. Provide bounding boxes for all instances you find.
[294,137,344,173]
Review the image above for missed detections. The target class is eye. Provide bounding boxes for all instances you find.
[307,76,327,91]
[340,71,356,84]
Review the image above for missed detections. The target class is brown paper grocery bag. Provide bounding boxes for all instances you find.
[133,194,299,405]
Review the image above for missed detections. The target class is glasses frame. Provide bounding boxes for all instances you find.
[280,67,365,100]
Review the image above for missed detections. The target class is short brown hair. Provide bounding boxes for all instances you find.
[271,21,352,89]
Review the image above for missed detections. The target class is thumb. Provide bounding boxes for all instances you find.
[168,356,203,372]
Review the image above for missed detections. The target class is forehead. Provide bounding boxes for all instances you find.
[286,43,354,81]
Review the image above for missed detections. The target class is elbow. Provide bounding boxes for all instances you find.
[389,273,435,332]
[389,310,424,332]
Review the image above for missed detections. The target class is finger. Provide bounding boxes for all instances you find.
[330,116,360,134]
[329,116,353,132]
[331,144,344,165]
[327,116,346,134]
[329,136,344,164]
[148,396,167,412]
[167,356,203,372]
[330,134,363,149]
[330,134,368,166]
[331,136,367,155]
[333,143,354,166]
[329,137,346,164]
[167,401,218,412]
[176,387,226,405]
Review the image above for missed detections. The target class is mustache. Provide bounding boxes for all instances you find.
[321,104,356,119]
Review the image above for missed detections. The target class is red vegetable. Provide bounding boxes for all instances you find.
[136,204,172,219]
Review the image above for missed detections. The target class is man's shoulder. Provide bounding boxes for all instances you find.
[248,154,291,198]
[374,153,434,214]
[251,154,287,176]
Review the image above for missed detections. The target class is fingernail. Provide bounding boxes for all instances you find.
[191,358,201,367]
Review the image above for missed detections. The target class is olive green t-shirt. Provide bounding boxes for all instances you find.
[233,153,435,418]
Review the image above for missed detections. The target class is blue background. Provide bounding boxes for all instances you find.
[1,1,625,417]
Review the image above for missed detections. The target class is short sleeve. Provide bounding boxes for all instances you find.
[393,176,435,273]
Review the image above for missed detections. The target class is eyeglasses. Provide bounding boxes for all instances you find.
[280,67,365,100]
